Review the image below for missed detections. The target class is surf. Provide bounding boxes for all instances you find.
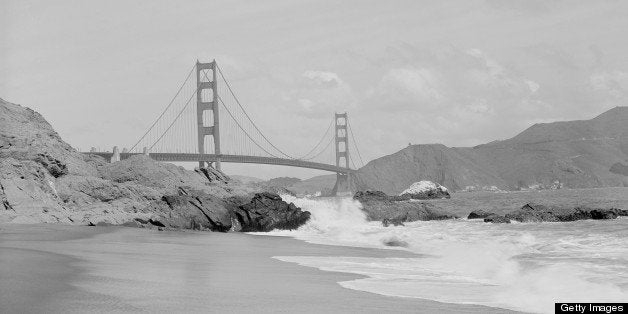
[261,195,628,314]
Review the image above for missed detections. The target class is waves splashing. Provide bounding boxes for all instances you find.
[256,195,628,314]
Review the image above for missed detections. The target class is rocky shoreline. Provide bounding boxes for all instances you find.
[0,98,310,232]
[468,203,628,224]
[354,190,459,226]
[2,98,626,232]
[354,188,628,225]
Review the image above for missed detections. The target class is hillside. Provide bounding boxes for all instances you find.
[289,174,337,195]
[0,98,305,230]
[354,107,628,194]
[231,175,264,184]
[240,175,337,196]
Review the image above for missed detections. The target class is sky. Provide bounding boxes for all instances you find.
[2,0,628,179]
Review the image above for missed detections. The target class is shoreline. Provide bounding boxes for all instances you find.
[0,223,521,313]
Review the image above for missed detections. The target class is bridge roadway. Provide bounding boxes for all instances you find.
[85,152,355,174]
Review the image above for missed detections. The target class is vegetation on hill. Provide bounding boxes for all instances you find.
[354,107,628,194]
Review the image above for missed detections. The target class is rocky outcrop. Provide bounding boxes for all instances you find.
[399,181,451,199]
[159,190,234,232]
[467,210,511,223]
[233,192,311,232]
[354,190,458,224]
[483,215,511,224]
[196,166,230,183]
[479,203,628,223]
[467,210,494,219]
[504,203,628,222]
[0,98,308,232]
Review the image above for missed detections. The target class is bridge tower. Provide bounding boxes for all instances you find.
[331,112,351,195]
[196,60,221,170]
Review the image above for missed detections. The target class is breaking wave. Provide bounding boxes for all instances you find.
[260,195,628,314]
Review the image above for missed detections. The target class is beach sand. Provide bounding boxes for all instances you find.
[0,224,519,313]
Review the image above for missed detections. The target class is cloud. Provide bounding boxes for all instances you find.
[465,99,494,115]
[589,71,628,98]
[297,98,315,111]
[375,68,442,102]
[277,69,356,119]
[302,70,343,87]
[221,42,628,170]
[525,80,540,93]
[349,45,565,152]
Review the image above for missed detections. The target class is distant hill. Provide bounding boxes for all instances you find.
[264,177,302,187]
[354,107,628,194]
[252,175,338,196]
[230,175,264,184]
[290,174,337,195]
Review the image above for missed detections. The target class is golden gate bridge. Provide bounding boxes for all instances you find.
[86,60,365,194]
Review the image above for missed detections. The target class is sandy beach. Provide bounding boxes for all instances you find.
[0,224,519,313]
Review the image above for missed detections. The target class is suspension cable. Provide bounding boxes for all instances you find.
[301,134,334,161]
[148,82,199,150]
[349,154,358,169]
[202,69,281,157]
[217,96,281,158]
[347,120,365,167]
[296,117,334,160]
[130,63,196,151]
[216,64,295,159]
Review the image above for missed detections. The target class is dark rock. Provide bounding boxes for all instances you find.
[0,182,12,211]
[382,218,404,227]
[88,221,114,226]
[590,209,618,220]
[2,199,12,211]
[505,203,627,222]
[33,153,68,178]
[134,217,150,224]
[233,192,310,232]
[195,166,230,182]
[354,190,389,201]
[467,210,495,219]
[382,236,408,247]
[483,214,511,223]
[160,193,233,232]
[354,190,458,223]
[148,218,166,228]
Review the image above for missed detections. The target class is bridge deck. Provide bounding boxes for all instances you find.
[85,152,354,174]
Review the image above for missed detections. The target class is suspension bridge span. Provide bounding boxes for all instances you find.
[85,60,365,194]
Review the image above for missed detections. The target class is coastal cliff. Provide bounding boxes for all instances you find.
[0,98,309,231]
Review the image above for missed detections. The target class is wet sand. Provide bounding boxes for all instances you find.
[0,224,520,313]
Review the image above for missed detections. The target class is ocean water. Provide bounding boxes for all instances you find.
[261,195,628,314]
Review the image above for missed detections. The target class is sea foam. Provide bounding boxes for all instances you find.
[259,195,628,314]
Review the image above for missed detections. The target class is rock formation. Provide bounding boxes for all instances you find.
[474,203,628,223]
[0,98,310,232]
[504,203,628,222]
[233,192,311,232]
[467,210,494,219]
[467,210,512,223]
[399,181,450,199]
[354,190,458,224]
